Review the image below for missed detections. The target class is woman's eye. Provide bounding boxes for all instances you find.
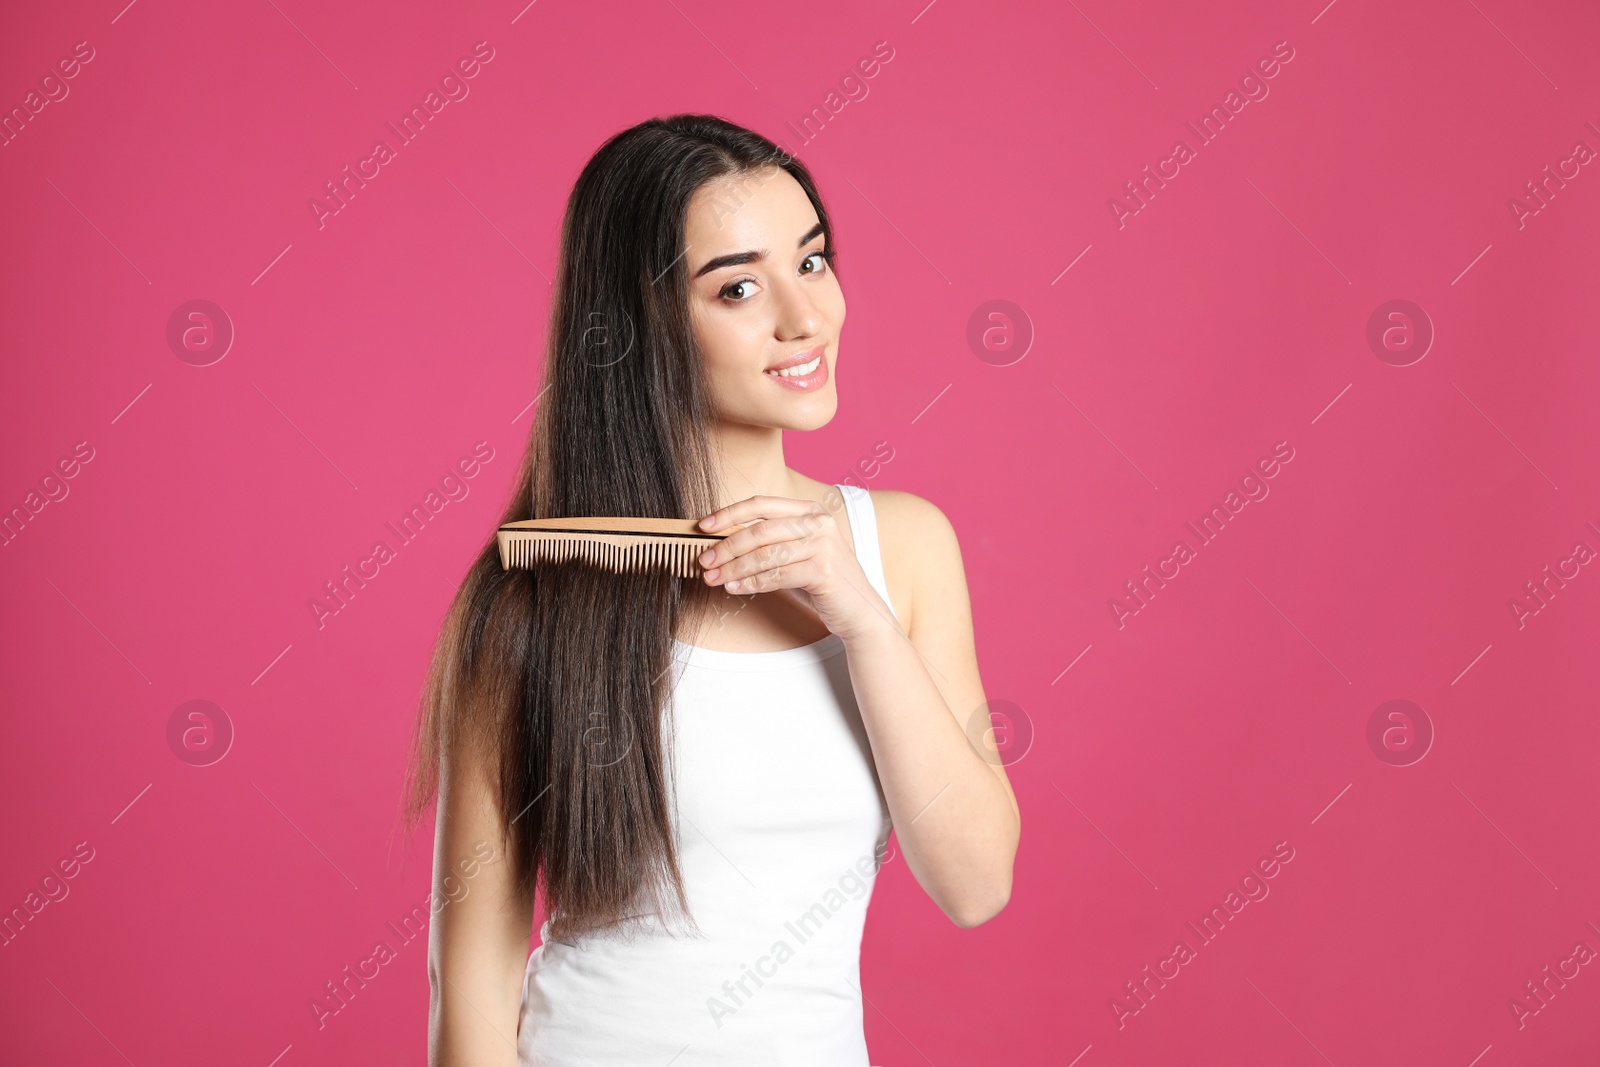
[719,251,833,302]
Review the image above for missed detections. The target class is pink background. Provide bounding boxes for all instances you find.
[3,0,1599,1063]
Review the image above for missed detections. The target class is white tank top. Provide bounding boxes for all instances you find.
[517,484,895,1066]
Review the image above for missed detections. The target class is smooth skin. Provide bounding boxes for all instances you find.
[427,165,1020,1066]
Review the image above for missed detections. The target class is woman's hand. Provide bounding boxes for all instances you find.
[696,494,887,641]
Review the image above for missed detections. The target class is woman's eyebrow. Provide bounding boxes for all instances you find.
[691,221,827,280]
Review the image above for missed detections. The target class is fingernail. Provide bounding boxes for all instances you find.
[699,549,714,565]
[700,515,717,529]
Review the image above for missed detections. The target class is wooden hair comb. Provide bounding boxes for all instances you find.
[496,516,753,578]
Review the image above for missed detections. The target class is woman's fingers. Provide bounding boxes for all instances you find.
[720,554,813,594]
[706,532,816,585]
[699,498,832,575]
[699,494,817,532]
[701,518,810,573]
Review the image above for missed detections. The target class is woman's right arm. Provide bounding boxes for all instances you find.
[427,727,534,1066]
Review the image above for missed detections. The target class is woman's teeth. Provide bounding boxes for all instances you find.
[766,355,821,378]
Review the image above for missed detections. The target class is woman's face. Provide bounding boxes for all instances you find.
[683,166,846,431]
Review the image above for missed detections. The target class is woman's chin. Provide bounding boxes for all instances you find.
[775,390,839,431]
[723,388,839,432]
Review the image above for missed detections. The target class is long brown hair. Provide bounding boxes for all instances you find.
[400,114,837,942]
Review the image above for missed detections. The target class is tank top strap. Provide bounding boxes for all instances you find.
[835,483,898,622]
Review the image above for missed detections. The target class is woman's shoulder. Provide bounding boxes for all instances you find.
[866,486,953,535]
[862,488,962,633]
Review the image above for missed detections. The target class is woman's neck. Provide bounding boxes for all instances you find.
[708,423,798,506]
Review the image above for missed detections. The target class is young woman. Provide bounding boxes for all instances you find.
[402,113,1020,1066]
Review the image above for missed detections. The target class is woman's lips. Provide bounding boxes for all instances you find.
[764,349,829,392]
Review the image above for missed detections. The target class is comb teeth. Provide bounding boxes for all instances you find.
[497,531,722,579]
